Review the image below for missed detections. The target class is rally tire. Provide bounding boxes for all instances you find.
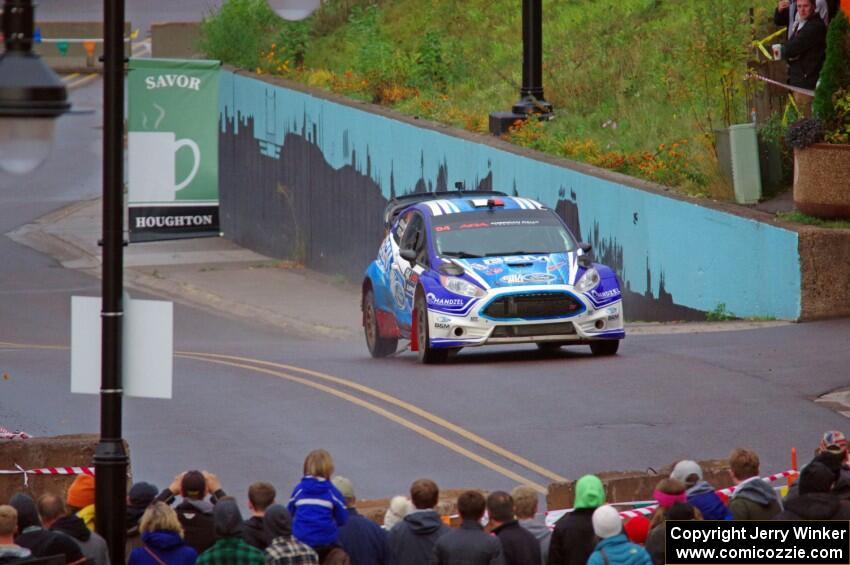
[415,292,449,364]
[363,288,398,358]
[590,340,620,356]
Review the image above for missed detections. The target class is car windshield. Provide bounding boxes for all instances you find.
[431,209,576,257]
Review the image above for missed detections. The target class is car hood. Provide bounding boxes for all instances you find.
[454,252,579,289]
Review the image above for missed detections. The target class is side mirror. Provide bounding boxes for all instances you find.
[578,242,593,267]
[400,248,417,264]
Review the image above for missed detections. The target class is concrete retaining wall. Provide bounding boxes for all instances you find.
[545,459,733,511]
[799,228,850,320]
[0,435,131,504]
[150,22,202,59]
[218,69,807,321]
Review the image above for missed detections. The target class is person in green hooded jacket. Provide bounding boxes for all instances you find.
[548,475,606,565]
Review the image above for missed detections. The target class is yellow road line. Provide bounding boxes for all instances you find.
[177,352,548,493]
[0,341,68,351]
[63,73,81,83]
[179,350,568,483]
[132,41,150,57]
[0,341,561,490]
[66,73,99,90]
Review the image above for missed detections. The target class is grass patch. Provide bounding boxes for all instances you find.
[778,211,850,229]
[201,0,781,197]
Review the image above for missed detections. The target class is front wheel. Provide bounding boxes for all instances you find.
[364,288,398,358]
[589,340,620,356]
[415,293,449,364]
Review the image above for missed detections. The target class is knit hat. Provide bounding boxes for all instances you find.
[128,482,159,507]
[592,505,622,539]
[653,478,687,509]
[264,504,292,538]
[670,460,703,485]
[574,475,606,509]
[67,474,96,509]
[332,476,355,501]
[821,431,848,453]
[181,470,206,499]
[383,496,412,530]
[213,499,243,537]
[800,461,836,495]
[623,515,650,544]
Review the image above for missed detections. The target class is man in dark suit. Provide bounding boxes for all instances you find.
[779,0,828,115]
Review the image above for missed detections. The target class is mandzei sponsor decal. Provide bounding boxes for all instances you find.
[591,288,621,300]
[426,292,467,307]
[434,323,450,329]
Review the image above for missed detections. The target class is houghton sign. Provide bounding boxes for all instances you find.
[128,58,221,242]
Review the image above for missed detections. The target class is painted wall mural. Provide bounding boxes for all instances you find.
[220,70,802,321]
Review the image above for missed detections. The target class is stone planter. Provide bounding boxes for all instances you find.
[793,143,850,218]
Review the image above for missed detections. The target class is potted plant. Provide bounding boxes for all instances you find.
[789,10,850,218]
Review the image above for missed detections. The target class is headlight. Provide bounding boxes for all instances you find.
[575,267,601,292]
[440,275,485,298]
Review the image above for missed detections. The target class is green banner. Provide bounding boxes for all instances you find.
[128,58,220,241]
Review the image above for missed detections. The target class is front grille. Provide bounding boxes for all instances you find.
[491,322,576,338]
[483,292,583,319]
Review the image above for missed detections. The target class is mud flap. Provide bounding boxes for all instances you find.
[410,307,419,351]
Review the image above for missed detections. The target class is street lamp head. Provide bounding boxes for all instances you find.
[0,0,70,174]
[266,0,321,20]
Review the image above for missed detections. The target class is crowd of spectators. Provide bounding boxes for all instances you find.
[2,434,850,565]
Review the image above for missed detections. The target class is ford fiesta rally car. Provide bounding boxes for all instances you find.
[361,191,625,363]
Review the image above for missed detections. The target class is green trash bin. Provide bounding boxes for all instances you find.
[714,123,763,204]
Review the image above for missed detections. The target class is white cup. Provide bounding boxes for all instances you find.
[129,131,200,202]
[772,43,782,61]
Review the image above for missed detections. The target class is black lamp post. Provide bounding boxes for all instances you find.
[1,1,126,562]
[488,0,553,136]
[0,0,70,173]
[94,0,129,561]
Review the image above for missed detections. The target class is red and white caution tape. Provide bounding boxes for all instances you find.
[754,74,815,97]
[544,469,798,528]
[0,426,31,440]
[0,465,94,487]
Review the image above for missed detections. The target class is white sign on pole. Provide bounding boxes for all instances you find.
[71,295,173,399]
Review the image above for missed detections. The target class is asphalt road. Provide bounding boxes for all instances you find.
[3,27,850,508]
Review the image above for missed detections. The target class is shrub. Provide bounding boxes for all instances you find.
[785,117,824,149]
[275,20,313,69]
[199,0,282,70]
[813,10,850,121]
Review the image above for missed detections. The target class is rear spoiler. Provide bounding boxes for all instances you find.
[383,190,508,229]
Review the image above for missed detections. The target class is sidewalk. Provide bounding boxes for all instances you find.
[7,198,790,340]
[7,198,363,340]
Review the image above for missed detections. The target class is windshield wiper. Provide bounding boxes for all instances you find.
[441,251,483,259]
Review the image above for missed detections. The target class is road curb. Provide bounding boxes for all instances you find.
[5,200,359,340]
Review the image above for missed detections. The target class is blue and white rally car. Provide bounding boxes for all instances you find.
[361,191,625,363]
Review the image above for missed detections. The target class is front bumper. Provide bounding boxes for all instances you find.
[426,286,625,349]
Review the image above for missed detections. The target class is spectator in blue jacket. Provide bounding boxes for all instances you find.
[587,506,652,565]
[670,460,732,520]
[128,502,198,565]
[332,476,392,565]
[287,449,348,558]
